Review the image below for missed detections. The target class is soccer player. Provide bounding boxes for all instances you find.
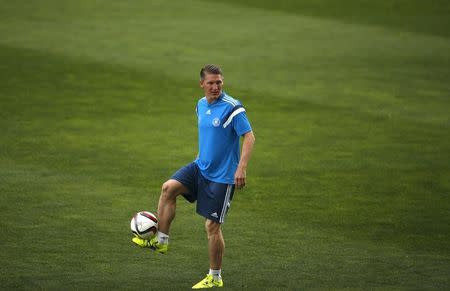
[132,64,255,289]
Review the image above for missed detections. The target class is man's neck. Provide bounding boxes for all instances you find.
[205,92,222,104]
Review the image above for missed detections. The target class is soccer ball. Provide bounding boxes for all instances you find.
[130,211,158,239]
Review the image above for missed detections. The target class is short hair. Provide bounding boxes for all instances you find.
[200,64,223,80]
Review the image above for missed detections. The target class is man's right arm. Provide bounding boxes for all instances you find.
[234,131,255,189]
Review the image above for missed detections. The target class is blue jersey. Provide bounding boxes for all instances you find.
[194,92,252,184]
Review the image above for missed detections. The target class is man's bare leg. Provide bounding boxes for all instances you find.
[157,179,187,234]
[205,219,224,272]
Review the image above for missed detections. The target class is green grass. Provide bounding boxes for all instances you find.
[218,0,450,37]
[1,0,449,289]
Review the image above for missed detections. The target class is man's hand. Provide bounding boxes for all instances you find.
[234,166,246,189]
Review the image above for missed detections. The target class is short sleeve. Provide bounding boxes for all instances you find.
[232,110,252,136]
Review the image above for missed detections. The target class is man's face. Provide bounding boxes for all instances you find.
[200,73,224,101]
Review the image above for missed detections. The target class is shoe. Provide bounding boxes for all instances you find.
[131,235,168,254]
[192,274,223,289]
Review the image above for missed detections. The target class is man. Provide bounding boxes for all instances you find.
[132,64,255,289]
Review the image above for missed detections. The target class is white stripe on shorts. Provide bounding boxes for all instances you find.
[219,184,232,223]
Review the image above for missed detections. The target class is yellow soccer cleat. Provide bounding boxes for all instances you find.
[192,274,223,289]
[131,235,168,254]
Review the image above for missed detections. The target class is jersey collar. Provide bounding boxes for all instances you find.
[206,92,225,106]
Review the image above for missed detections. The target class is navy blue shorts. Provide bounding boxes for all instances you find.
[171,162,235,224]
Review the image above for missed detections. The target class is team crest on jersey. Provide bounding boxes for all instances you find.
[212,117,220,127]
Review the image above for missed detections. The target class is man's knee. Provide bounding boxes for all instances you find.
[205,219,221,236]
[160,180,183,201]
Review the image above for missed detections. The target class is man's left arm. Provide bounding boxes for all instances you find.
[234,131,255,189]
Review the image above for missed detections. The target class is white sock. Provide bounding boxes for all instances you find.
[157,231,169,245]
[209,269,222,280]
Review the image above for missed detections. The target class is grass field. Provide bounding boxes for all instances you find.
[1,0,449,289]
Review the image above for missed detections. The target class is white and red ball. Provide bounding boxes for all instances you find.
[130,211,158,239]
